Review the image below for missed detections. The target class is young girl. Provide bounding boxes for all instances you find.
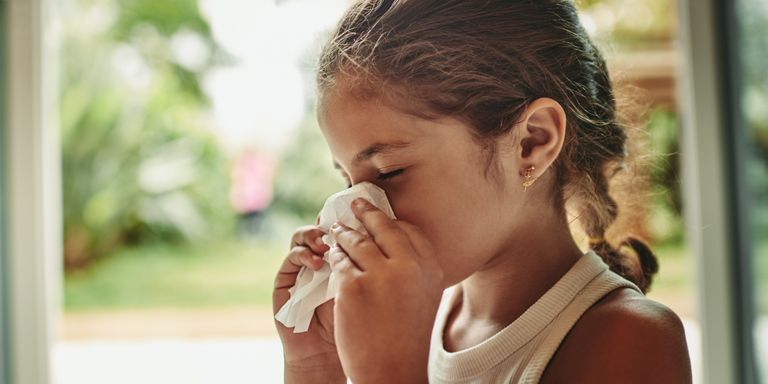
[273,0,692,382]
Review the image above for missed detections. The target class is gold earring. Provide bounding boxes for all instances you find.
[523,166,537,192]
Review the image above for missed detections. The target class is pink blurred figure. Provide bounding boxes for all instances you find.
[229,150,277,235]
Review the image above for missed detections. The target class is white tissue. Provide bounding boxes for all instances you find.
[274,182,396,333]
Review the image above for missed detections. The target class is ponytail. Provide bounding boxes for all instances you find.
[590,235,659,293]
[575,161,659,294]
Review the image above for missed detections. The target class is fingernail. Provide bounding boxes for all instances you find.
[352,198,367,208]
[330,222,340,231]
[312,255,323,261]
[315,237,324,246]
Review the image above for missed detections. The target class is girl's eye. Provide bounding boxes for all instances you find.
[377,169,405,181]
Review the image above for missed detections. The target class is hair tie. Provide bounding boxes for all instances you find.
[588,237,606,245]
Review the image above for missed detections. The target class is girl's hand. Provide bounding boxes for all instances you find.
[328,198,445,384]
[273,225,345,383]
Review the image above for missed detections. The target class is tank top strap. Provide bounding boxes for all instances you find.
[518,268,642,383]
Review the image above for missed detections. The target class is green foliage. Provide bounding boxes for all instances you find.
[575,0,676,49]
[112,0,211,40]
[271,111,347,224]
[60,0,235,268]
[645,109,684,244]
[646,110,681,212]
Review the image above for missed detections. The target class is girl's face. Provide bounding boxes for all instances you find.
[319,91,529,286]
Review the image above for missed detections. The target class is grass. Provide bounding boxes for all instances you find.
[644,239,697,317]
[64,239,286,310]
[64,236,695,313]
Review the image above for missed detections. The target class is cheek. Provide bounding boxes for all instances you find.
[386,188,455,251]
[386,181,505,285]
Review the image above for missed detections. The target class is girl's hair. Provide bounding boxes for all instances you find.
[316,0,659,293]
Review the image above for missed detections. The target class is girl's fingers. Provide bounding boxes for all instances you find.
[274,246,325,290]
[287,245,326,272]
[291,225,330,255]
[328,244,362,284]
[290,226,314,247]
[273,245,325,314]
[348,198,415,259]
[329,223,386,271]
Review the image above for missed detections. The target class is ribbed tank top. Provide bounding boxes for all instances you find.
[428,250,642,384]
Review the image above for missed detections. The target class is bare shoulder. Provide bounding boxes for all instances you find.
[539,287,692,384]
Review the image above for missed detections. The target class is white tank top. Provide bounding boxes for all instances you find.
[428,251,641,384]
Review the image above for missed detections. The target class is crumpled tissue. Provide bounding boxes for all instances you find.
[275,181,396,333]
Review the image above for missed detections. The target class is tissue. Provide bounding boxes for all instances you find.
[274,182,396,333]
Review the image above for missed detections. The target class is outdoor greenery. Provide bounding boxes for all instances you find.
[60,0,234,268]
[645,110,684,243]
[575,0,677,49]
[65,240,284,309]
[270,112,347,225]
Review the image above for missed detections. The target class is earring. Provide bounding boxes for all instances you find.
[523,166,537,192]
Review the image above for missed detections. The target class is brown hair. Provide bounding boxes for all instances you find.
[317,0,659,293]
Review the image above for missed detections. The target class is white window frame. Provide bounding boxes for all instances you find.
[3,0,61,383]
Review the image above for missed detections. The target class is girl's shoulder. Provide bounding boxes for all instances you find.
[540,287,693,384]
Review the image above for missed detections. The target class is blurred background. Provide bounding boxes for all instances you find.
[0,0,762,382]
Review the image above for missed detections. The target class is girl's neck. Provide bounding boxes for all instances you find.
[444,209,585,351]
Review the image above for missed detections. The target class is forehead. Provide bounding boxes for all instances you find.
[317,90,428,162]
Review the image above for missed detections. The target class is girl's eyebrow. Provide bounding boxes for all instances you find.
[353,141,412,165]
[333,141,412,169]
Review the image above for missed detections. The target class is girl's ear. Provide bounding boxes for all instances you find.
[517,98,566,174]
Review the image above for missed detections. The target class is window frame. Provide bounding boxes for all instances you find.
[3,0,60,383]
[1,0,10,382]
[677,0,760,382]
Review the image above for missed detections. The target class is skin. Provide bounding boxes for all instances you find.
[272,89,692,383]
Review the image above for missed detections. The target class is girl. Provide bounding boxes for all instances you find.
[273,0,692,383]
